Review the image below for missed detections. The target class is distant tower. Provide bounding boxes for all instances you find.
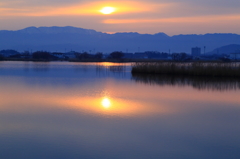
[204,46,206,55]
[191,47,201,56]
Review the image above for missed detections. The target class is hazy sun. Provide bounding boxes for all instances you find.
[101,98,111,108]
[100,7,116,14]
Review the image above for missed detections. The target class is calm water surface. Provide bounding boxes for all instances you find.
[0,61,240,159]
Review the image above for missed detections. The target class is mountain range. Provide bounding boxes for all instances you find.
[1,26,240,54]
[207,44,240,54]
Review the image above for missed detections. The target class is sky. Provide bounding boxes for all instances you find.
[0,0,240,35]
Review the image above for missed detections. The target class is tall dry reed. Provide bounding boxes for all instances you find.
[131,62,240,77]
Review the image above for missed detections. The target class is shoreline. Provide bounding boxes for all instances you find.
[1,58,240,63]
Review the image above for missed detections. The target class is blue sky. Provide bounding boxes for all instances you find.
[0,0,240,35]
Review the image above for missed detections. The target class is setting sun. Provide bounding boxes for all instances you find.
[101,98,111,108]
[100,7,116,14]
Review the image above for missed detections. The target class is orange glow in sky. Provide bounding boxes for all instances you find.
[0,1,160,16]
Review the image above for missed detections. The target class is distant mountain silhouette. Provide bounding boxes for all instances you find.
[207,44,240,54]
[0,26,240,53]
[18,26,100,34]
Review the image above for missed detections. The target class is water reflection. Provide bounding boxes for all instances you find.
[0,77,170,117]
[132,73,240,91]
[1,62,240,159]
[95,62,128,78]
[32,62,50,72]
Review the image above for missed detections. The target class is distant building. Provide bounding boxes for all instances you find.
[65,51,77,59]
[123,53,134,59]
[133,52,148,59]
[191,47,201,56]
[52,52,65,59]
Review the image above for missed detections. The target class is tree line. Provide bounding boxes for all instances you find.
[0,50,125,61]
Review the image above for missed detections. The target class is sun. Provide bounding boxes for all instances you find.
[101,98,111,108]
[100,7,116,14]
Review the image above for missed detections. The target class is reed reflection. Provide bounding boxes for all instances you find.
[95,62,128,77]
[32,62,50,72]
[132,74,240,91]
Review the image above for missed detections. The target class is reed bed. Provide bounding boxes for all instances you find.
[131,62,240,77]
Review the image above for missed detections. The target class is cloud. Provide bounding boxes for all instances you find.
[0,0,81,7]
[0,1,171,17]
[103,14,240,24]
[2,0,240,12]
[1,0,240,18]
[147,0,240,8]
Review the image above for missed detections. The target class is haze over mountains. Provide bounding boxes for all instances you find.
[207,44,240,54]
[1,26,240,54]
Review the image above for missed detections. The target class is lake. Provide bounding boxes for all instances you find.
[0,61,240,159]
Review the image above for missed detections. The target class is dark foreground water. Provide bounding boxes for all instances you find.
[0,61,240,159]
